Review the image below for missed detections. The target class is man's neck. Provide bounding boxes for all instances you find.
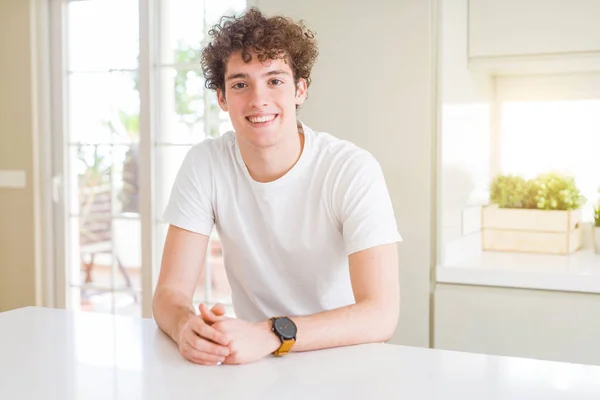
[239,125,305,183]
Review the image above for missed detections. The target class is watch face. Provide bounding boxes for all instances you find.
[273,317,297,340]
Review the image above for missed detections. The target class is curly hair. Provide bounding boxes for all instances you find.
[201,7,319,92]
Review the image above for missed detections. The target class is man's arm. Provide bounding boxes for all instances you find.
[205,242,399,364]
[153,225,231,365]
[287,242,399,351]
[153,225,207,340]
[288,242,399,351]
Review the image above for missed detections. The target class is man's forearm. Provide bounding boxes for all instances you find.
[152,288,196,343]
[285,300,399,352]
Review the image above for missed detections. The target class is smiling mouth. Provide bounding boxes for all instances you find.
[246,114,278,125]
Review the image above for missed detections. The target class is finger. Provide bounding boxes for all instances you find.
[199,303,227,325]
[222,354,240,365]
[187,355,222,366]
[184,343,226,366]
[188,335,230,357]
[211,303,226,316]
[198,303,218,323]
[198,302,225,315]
[198,304,218,325]
[195,321,231,346]
[187,319,230,347]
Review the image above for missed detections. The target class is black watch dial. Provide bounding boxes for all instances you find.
[273,317,297,340]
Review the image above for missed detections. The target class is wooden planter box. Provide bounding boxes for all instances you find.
[482,205,582,255]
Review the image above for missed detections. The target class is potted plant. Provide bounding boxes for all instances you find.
[483,172,586,254]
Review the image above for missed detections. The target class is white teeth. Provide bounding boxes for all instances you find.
[248,115,276,123]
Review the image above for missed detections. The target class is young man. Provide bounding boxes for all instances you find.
[153,8,401,366]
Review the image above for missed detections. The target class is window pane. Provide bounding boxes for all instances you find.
[67,0,139,71]
[155,145,193,214]
[159,0,246,65]
[72,215,113,288]
[69,144,139,216]
[158,68,205,143]
[113,144,140,215]
[69,72,140,144]
[112,218,142,291]
[64,0,143,318]
[157,68,231,144]
[501,100,600,220]
[69,140,142,291]
[76,217,142,293]
[69,144,112,216]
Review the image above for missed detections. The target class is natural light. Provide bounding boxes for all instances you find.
[500,100,600,221]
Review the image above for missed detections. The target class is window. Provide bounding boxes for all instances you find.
[496,75,600,223]
[53,0,246,317]
[437,0,600,300]
[440,73,600,269]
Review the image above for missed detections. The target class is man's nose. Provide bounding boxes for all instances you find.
[248,85,269,108]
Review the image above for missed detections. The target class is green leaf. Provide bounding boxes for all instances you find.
[490,172,586,211]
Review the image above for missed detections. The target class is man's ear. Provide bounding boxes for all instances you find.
[295,78,308,106]
[217,88,228,111]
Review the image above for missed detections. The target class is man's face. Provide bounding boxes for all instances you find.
[217,51,307,149]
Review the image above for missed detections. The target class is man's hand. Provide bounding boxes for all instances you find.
[175,312,231,366]
[211,318,281,365]
[197,303,281,365]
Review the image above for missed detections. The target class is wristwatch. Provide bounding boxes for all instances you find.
[270,316,297,356]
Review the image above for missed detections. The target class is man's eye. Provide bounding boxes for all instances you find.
[270,79,283,85]
[232,82,247,89]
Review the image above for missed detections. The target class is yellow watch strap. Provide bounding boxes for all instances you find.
[273,338,295,356]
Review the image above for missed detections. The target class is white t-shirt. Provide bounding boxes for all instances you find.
[163,122,401,322]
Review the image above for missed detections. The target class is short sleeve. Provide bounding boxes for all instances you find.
[162,146,214,236]
[335,152,402,256]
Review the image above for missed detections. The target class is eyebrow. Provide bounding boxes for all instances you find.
[225,69,291,81]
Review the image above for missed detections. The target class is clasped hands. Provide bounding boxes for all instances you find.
[176,303,281,365]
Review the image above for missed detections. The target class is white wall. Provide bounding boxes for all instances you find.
[440,0,493,266]
[0,0,40,311]
[255,0,436,347]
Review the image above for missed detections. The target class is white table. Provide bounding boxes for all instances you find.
[1,307,600,399]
